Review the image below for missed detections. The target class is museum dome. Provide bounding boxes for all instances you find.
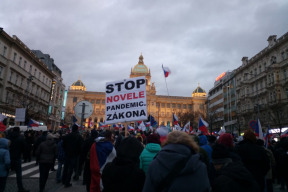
[192,84,207,97]
[131,54,149,74]
[71,79,86,91]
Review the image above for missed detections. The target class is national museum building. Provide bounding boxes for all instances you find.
[64,54,207,128]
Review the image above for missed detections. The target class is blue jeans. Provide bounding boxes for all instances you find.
[56,160,64,182]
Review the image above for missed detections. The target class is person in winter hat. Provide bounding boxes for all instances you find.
[211,143,260,192]
[235,129,270,192]
[139,133,161,174]
[102,137,145,192]
[143,131,210,192]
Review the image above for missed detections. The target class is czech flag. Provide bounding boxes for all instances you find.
[112,124,119,130]
[198,116,209,135]
[255,118,263,140]
[162,64,171,78]
[28,119,40,127]
[99,122,108,129]
[182,122,190,133]
[128,125,135,131]
[173,113,178,126]
[138,121,146,132]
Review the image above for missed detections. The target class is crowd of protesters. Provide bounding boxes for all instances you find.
[0,125,287,192]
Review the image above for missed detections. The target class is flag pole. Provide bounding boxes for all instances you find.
[162,64,170,96]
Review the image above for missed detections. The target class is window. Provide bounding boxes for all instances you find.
[34,68,37,76]
[177,104,181,109]
[102,100,105,104]
[156,103,160,107]
[259,65,262,73]
[96,100,100,104]
[0,66,3,77]
[161,103,165,108]
[24,61,27,70]
[183,104,186,109]
[38,72,41,79]
[19,57,22,66]
[2,46,7,56]
[20,77,23,87]
[188,104,192,109]
[13,52,17,62]
[9,71,13,81]
[43,75,45,82]
[284,69,287,80]
[282,52,285,60]
[73,97,77,103]
[15,74,18,85]
[270,56,277,65]
[91,100,95,104]
[172,104,176,108]
[167,103,170,108]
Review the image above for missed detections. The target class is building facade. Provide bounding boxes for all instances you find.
[235,33,288,133]
[65,54,207,129]
[0,28,55,125]
[32,50,66,130]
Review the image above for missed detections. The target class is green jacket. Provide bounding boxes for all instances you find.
[139,143,161,174]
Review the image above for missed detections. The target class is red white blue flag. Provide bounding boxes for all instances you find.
[198,115,209,135]
[162,64,171,78]
[128,125,135,131]
[28,119,40,127]
[255,118,263,140]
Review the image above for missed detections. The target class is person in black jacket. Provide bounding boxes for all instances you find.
[36,134,57,192]
[235,129,270,192]
[62,124,83,187]
[102,136,145,192]
[143,131,210,192]
[211,143,260,192]
[9,127,29,192]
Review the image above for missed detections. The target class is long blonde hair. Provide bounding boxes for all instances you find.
[162,131,199,153]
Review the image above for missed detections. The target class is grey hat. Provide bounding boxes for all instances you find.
[47,134,55,140]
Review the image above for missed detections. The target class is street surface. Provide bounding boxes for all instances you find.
[4,159,286,192]
[5,159,85,192]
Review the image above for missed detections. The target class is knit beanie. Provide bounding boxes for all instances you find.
[218,133,234,148]
[147,133,161,144]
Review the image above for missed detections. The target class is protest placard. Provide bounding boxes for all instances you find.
[105,76,147,124]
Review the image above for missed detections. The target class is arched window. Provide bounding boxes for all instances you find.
[94,117,98,123]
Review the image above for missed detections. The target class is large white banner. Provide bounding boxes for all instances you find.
[105,76,147,124]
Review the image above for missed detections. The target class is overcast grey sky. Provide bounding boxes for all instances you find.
[1,0,288,97]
